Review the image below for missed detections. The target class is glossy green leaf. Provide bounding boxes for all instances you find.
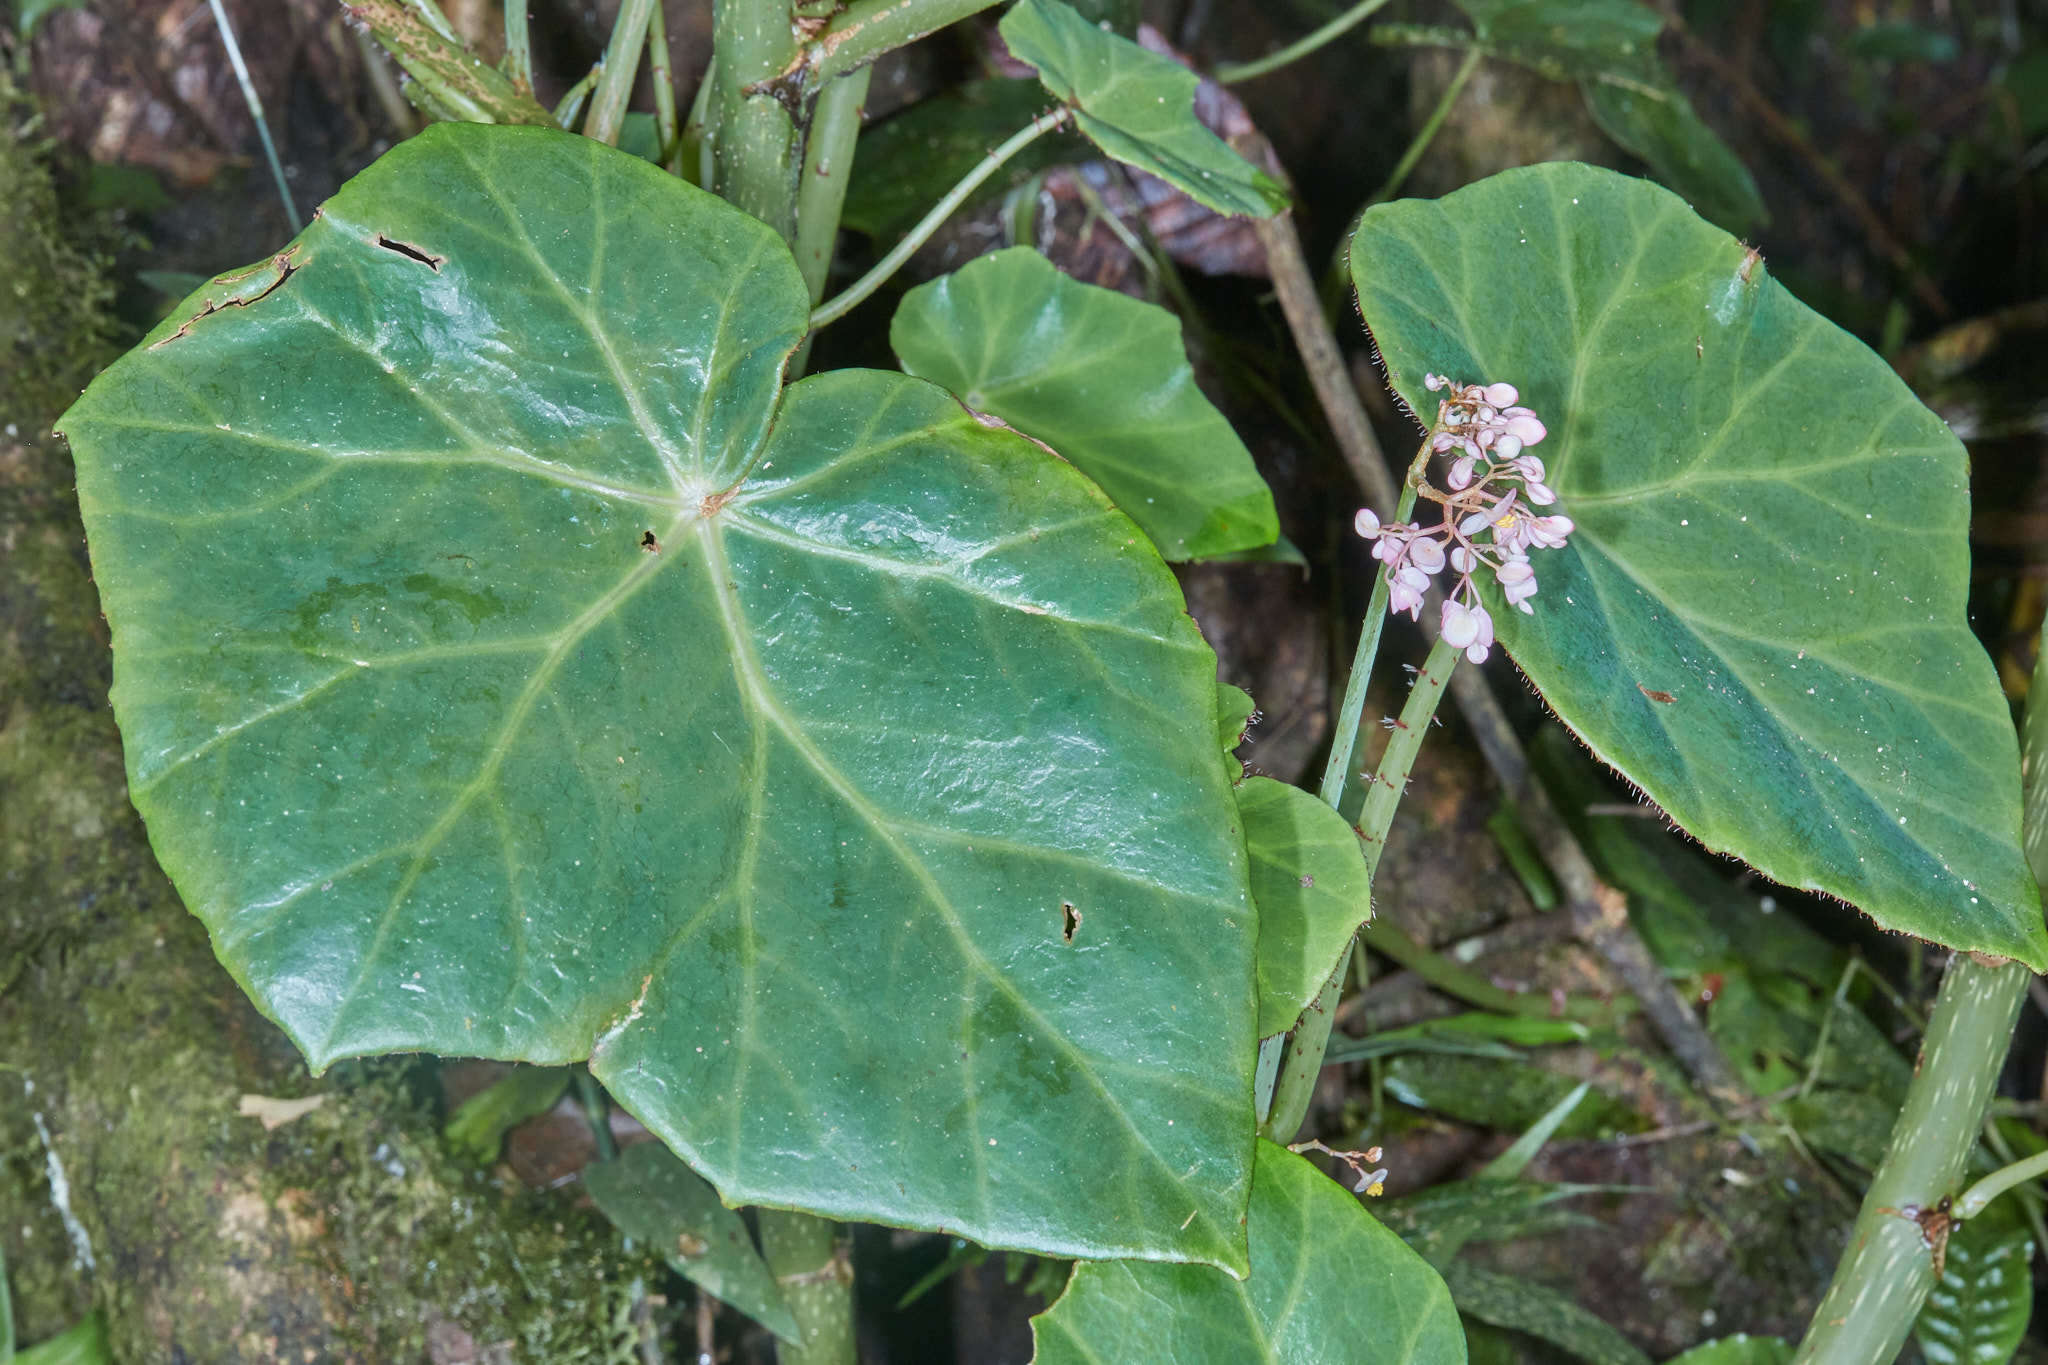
[1439,1262,1648,1365]
[841,80,1080,241]
[1665,1334,1793,1365]
[1236,777,1371,1034]
[59,123,1259,1271]
[1031,1140,1465,1364]
[998,0,1288,219]
[893,247,1277,560]
[583,1141,801,1344]
[443,1064,571,1161]
[1915,1197,2034,1365]
[1581,80,1766,233]
[1353,163,2044,967]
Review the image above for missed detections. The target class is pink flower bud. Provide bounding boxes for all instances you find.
[1493,433,1523,461]
[1450,546,1477,574]
[1441,599,1481,649]
[1483,382,1519,407]
[1524,481,1558,506]
[1355,507,1382,538]
[1424,373,1447,391]
[1504,411,1548,445]
[1448,456,1479,490]
[1408,537,1447,574]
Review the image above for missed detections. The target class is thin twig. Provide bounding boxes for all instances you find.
[1255,210,1396,515]
[206,0,300,231]
[1214,0,1396,85]
[810,108,1068,329]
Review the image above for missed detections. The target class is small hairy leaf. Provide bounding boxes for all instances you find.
[1031,1141,1464,1364]
[442,1065,570,1162]
[999,0,1288,218]
[893,247,1277,560]
[1353,163,2044,967]
[1237,777,1371,1034]
[583,1143,800,1344]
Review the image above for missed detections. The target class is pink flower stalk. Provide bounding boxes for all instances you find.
[1354,373,1575,646]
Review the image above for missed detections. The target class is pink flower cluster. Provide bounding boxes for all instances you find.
[1353,375,1574,664]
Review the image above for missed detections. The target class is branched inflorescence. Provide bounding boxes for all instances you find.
[1353,375,1574,663]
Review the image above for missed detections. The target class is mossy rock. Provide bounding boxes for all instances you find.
[0,116,661,1355]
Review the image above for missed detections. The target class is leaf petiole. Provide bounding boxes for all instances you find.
[1214,0,1398,85]
[809,107,1070,330]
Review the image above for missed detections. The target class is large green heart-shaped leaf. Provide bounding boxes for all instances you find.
[1352,163,2044,967]
[999,0,1287,219]
[58,123,1259,1270]
[1031,1140,1465,1364]
[893,247,1278,561]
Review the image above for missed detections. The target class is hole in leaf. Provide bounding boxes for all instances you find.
[1061,902,1080,943]
[640,530,660,553]
[375,235,445,271]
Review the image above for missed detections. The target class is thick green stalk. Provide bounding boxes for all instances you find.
[503,0,534,93]
[794,67,872,305]
[808,0,1003,86]
[810,108,1067,328]
[585,0,657,147]
[758,1209,856,1365]
[1790,646,2048,1364]
[1263,632,1462,1141]
[712,0,802,239]
[1215,0,1396,84]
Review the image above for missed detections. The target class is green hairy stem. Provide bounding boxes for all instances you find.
[1264,627,1460,1141]
[758,1210,857,1365]
[1790,646,2048,1364]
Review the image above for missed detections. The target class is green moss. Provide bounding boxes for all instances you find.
[0,86,120,430]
